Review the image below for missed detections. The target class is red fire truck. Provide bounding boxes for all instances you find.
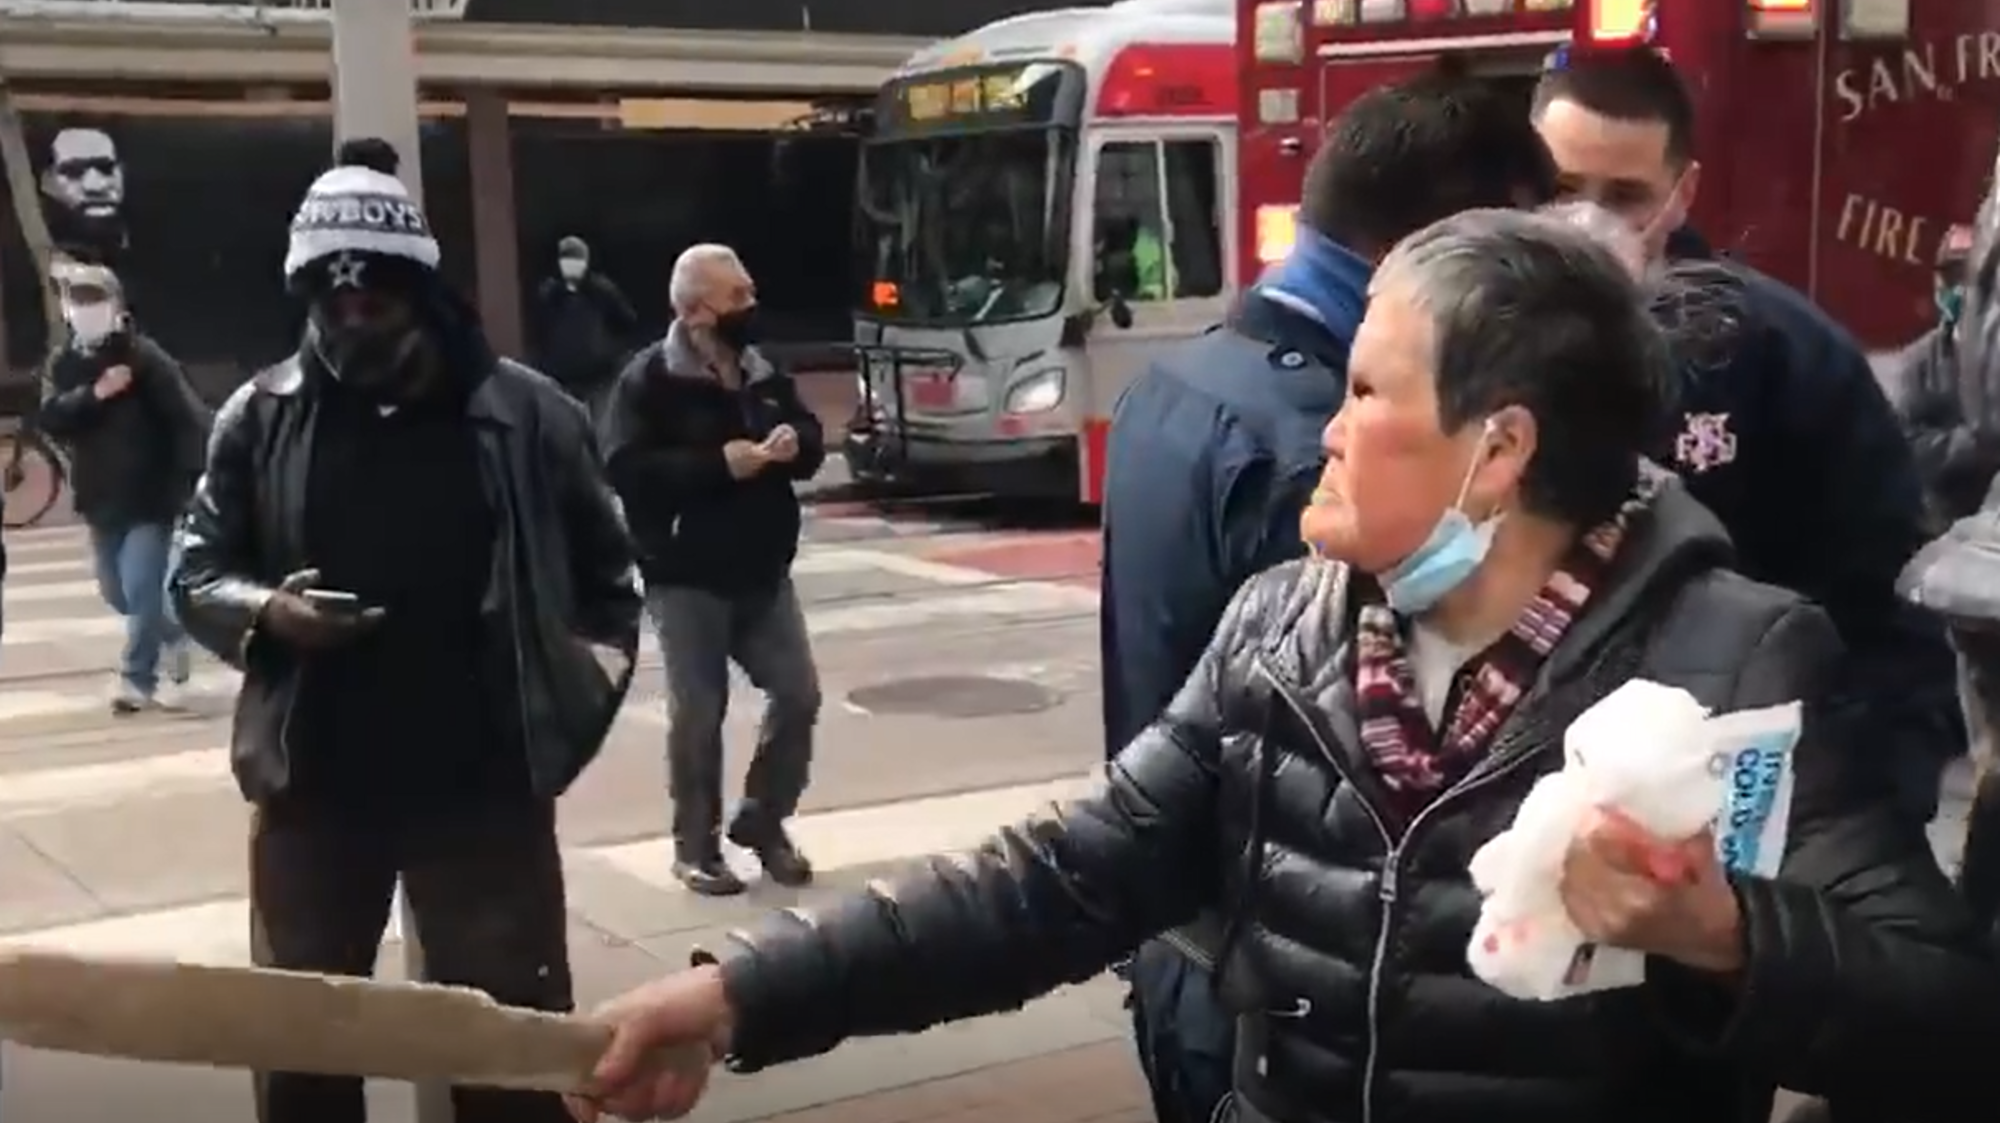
[1241,0,2000,350]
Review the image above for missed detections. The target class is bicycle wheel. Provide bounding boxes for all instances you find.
[0,433,64,530]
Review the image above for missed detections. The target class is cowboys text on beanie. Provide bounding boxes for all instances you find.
[283,136,440,283]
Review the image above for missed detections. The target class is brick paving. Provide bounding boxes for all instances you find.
[745,1042,1150,1123]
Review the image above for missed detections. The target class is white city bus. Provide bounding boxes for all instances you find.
[845,0,1237,504]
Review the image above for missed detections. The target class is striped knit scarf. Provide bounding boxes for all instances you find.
[1352,466,1665,828]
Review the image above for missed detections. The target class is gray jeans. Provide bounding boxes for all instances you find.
[650,579,821,852]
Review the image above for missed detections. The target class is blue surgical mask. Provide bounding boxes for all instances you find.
[1380,423,1501,615]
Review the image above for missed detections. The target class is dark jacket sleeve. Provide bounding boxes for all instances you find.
[1760,295,1961,791]
[553,390,642,653]
[600,346,733,511]
[131,335,212,483]
[1100,376,1225,757]
[701,581,1258,1073]
[1892,328,1996,522]
[589,275,640,336]
[768,371,825,482]
[34,355,105,440]
[168,381,275,671]
[1661,604,2000,1104]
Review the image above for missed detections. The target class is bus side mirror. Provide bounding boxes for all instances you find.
[1106,292,1134,330]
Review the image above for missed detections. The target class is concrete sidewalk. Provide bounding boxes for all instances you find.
[746,1042,1149,1123]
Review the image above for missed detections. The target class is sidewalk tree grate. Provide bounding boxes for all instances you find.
[845,675,1059,719]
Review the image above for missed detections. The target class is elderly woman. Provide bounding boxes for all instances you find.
[569,211,1997,1123]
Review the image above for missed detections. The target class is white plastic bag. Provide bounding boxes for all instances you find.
[1465,682,1803,1002]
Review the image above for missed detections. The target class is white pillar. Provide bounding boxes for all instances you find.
[330,0,425,206]
[328,4,443,1121]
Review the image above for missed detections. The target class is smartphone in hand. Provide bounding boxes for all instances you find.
[302,588,366,618]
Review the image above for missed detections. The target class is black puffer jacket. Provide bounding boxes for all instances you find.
[703,481,1998,1123]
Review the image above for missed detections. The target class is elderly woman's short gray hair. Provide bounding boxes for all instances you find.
[1371,208,1682,526]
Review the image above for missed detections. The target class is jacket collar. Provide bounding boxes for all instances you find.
[1536,472,1733,681]
[1256,230,1371,343]
[1262,469,1732,696]
[1229,286,1354,372]
[661,319,775,385]
[257,353,523,428]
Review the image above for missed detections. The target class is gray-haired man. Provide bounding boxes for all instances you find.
[601,243,826,896]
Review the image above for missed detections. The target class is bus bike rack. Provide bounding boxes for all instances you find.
[849,342,966,472]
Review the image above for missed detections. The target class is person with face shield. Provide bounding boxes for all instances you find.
[166,137,642,1123]
[562,210,2000,1123]
[1533,47,1962,832]
[599,243,826,898]
[1898,147,2000,995]
[33,262,204,713]
[532,235,638,420]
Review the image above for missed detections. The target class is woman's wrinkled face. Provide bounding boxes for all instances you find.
[1303,290,1495,574]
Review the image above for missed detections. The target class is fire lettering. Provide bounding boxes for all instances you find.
[1835,192,1932,266]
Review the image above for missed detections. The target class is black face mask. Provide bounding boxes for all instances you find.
[713,305,760,352]
[310,312,425,396]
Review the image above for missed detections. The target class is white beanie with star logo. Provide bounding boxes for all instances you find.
[283,137,439,284]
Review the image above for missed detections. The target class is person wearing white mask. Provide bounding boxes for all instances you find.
[532,234,638,422]
[34,263,207,713]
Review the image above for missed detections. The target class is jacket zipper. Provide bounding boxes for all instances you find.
[1161,926,1217,969]
[1252,657,1550,1123]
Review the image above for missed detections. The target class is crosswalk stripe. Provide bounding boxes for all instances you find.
[0,773,1100,964]
[0,572,1091,657]
[0,547,904,614]
[7,578,108,604]
[0,745,230,820]
[5,532,92,558]
[7,559,96,579]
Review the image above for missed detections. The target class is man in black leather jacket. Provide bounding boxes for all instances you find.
[571,211,1997,1123]
[169,137,641,1123]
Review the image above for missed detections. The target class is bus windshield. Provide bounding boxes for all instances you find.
[858,126,1077,326]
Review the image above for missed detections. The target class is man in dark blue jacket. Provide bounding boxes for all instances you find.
[1100,69,1560,1123]
[1532,48,1961,824]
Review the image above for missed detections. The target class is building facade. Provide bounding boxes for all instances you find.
[0,0,1098,394]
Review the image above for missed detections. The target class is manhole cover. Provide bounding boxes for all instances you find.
[846,675,1059,719]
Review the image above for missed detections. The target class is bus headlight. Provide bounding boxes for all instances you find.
[1004,368,1065,414]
